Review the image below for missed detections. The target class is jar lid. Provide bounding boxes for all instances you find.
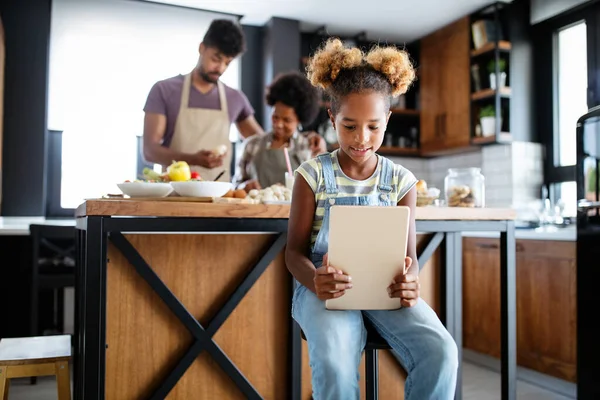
[447,167,482,175]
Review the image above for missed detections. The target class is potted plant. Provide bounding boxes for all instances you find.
[479,105,499,137]
[586,165,597,201]
[487,58,507,90]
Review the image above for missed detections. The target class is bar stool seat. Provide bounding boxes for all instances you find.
[301,320,391,400]
[0,335,71,400]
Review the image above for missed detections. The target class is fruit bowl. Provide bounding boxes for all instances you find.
[170,181,233,198]
[117,182,173,198]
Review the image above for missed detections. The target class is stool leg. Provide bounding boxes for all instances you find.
[56,361,71,400]
[365,349,378,400]
[0,366,8,400]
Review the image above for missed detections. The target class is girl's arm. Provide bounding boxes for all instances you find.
[398,186,419,276]
[285,176,320,292]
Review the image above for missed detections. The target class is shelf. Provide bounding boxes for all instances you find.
[471,132,512,145]
[471,87,511,101]
[390,108,420,116]
[470,40,512,57]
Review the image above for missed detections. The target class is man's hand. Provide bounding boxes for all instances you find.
[194,150,224,169]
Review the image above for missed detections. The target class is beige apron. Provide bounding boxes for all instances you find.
[252,134,304,188]
[169,73,232,181]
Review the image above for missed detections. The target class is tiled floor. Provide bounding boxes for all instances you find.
[5,361,573,399]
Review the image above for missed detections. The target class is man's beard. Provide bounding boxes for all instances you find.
[198,68,219,83]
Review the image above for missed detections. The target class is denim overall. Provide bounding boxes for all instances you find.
[292,153,459,400]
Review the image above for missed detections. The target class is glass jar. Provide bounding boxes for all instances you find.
[444,168,485,208]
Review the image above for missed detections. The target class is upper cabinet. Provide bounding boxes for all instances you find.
[419,17,471,155]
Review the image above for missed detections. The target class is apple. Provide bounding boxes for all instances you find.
[167,160,191,181]
[190,171,202,180]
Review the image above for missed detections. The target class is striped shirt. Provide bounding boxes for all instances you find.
[295,150,418,246]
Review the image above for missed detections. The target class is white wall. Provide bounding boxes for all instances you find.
[48,0,239,208]
[390,142,544,209]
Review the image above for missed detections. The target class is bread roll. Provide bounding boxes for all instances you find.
[416,179,428,194]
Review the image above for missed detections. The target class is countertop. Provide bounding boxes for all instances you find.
[462,225,576,241]
[0,217,76,236]
[76,199,517,220]
[0,211,575,241]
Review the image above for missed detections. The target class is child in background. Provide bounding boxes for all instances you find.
[285,38,458,400]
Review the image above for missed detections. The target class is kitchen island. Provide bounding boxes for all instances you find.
[74,199,516,400]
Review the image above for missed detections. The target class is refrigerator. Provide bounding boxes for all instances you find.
[576,105,600,399]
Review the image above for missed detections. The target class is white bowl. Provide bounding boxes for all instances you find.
[117,182,173,198]
[170,181,233,198]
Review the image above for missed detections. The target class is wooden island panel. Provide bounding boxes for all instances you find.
[105,234,290,400]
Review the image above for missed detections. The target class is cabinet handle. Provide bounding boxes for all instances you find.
[441,113,447,138]
[475,243,499,249]
[475,242,525,252]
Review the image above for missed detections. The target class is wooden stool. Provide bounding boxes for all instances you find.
[0,335,71,400]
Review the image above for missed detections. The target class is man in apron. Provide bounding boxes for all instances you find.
[142,19,264,182]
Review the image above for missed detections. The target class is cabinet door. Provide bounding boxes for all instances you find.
[462,237,577,383]
[516,240,576,382]
[419,31,441,152]
[419,17,471,155]
[463,237,501,356]
[439,17,471,149]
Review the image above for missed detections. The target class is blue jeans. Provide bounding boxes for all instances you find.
[292,284,458,400]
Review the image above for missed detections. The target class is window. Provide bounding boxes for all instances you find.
[47,0,240,210]
[554,21,588,167]
[551,181,577,217]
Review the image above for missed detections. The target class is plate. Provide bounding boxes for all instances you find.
[117,182,173,198]
[170,181,233,198]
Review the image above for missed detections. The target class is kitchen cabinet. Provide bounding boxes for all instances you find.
[419,17,471,155]
[463,237,577,382]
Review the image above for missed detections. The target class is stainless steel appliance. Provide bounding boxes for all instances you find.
[576,105,600,399]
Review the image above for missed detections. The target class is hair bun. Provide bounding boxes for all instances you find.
[365,46,416,96]
[306,38,363,90]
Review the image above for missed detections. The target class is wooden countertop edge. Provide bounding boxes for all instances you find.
[75,199,516,221]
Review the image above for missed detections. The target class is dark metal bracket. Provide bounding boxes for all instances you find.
[417,232,445,268]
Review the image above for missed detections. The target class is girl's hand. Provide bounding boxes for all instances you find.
[241,179,261,192]
[313,253,353,301]
[388,257,420,307]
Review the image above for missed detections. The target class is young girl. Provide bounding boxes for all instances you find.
[235,71,323,191]
[286,38,458,400]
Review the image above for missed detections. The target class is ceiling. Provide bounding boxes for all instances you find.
[147,0,511,43]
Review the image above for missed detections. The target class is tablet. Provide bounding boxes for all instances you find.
[325,205,411,311]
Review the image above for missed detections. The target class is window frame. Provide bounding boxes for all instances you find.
[535,3,600,193]
[44,2,244,218]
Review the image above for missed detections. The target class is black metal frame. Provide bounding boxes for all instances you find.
[75,217,516,400]
[533,2,600,192]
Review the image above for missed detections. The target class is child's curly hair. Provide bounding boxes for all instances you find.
[306,38,416,113]
[266,71,321,127]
